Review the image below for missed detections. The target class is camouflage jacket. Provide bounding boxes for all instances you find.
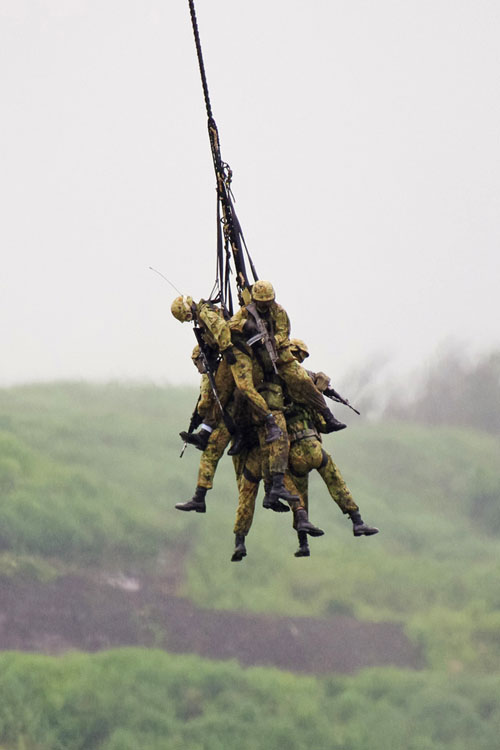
[229,302,292,361]
[195,300,232,353]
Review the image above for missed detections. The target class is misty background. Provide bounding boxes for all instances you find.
[1,0,499,392]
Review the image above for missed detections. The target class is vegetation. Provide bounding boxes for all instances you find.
[0,381,499,747]
[0,649,499,750]
[384,348,500,435]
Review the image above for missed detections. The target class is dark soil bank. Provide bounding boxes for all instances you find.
[0,575,422,674]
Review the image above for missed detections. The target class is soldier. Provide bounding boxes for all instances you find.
[230,427,324,563]
[286,340,379,557]
[289,338,346,429]
[175,346,232,513]
[229,281,346,433]
[171,295,282,449]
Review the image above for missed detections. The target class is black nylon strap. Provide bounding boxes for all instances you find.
[243,466,260,484]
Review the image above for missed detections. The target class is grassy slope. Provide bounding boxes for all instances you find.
[1,649,500,750]
[0,383,499,674]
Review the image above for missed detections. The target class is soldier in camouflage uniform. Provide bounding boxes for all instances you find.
[230,427,324,562]
[286,339,379,557]
[228,356,324,560]
[175,346,231,512]
[226,280,346,509]
[171,295,282,451]
[229,281,346,434]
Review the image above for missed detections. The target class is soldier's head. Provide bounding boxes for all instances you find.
[290,338,310,364]
[171,295,194,323]
[251,280,275,313]
[191,344,206,374]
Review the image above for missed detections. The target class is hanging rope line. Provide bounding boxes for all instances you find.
[187,0,259,315]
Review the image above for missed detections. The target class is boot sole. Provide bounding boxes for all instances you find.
[174,506,206,513]
[270,494,298,504]
[294,549,310,557]
[231,551,247,562]
[353,528,379,536]
[303,526,324,537]
[263,501,290,513]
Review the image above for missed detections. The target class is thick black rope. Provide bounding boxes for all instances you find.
[187,0,259,304]
[188,0,212,120]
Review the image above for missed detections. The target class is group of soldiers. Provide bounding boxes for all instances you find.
[171,280,378,561]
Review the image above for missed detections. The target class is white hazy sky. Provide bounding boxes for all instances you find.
[1,0,499,390]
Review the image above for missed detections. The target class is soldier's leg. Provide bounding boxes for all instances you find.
[316,448,378,536]
[231,350,282,443]
[175,424,231,512]
[316,448,358,514]
[181,361,235,449]
[258,411,297,508]
[231,446,262,561]
[288,442,314,556]
[278,359,345,433]
[284,447,324,539]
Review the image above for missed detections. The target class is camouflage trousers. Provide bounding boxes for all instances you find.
[232,442,303,536]
[197,422,231,490]
[232,445,261,536]
[230,348,272,422]
[204,350,280,428]
[258,410,289,478]
[278,358,329,416]
[288,437,358,525]
[202,360,235,427]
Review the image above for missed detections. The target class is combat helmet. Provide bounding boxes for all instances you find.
[251,280,275,302]
[171,295,194,322]
[290,338,310,360]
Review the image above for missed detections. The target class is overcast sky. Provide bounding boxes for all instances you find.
[1,0,499,391]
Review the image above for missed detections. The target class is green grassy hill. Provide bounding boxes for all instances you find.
[0,382,499,748]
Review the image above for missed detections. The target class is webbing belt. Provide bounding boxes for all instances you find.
[289,427,319,443]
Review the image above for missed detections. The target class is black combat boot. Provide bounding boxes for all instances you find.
[262,480,290,512]
[231,534,247,562]
[294,507,324,537]
[294,530,310,557]
[269,473,299,504]
[175,486,207,513]
[227,431,246,456]
[349,511,379,536]
[322,411,347,433]
[264,414,282,443]
[179,428,211,451]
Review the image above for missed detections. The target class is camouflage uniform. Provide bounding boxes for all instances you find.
[192,301,235,427]
[232,443,262,536]
[232,442,304,537]
[230,302,333,418]
[197,421,231,490]
[286,402,359,525]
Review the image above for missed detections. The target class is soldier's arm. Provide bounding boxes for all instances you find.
[198,305,232,352]
[273,306,291,350]
[228,307,248,334]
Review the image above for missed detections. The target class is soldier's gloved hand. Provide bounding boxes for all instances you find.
[314,371,331,392]
[223,347,237,365]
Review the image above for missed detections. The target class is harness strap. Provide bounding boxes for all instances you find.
[243,466,260,484]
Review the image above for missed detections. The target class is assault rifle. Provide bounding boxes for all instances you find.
[180,397,202,458]
[245,303,279,375]
[324,386,361,416]
[192,326,237,432]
